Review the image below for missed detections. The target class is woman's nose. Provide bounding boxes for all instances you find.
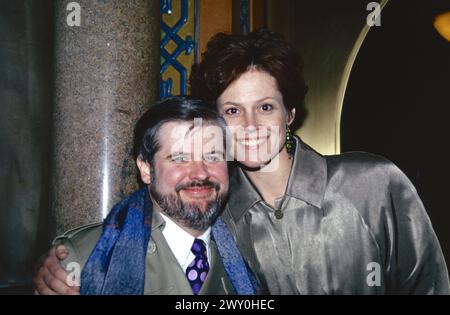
[242,113,257,129]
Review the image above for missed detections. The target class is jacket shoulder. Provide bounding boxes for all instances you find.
[322,151,414,223]
[53,222,103,269]
[54,222,102,242]
[324,151,404,181]
[326,151,393,168]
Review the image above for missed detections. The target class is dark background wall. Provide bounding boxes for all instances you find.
[0,0,448,294]
[342,0,450,263]
[0,0,54,292]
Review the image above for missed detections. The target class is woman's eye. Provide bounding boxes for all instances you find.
[260,103,273,111]
[224,107,239,115]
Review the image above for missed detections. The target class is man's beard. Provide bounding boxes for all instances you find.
[149,179,225,232]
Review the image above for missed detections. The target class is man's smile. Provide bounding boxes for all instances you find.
[181,185,216,199]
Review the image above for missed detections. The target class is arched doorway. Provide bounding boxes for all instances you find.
[342,0,450,262]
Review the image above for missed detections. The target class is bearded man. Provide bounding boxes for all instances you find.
[36,96,257,295]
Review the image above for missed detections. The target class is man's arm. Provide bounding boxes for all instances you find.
[33,245,80,295]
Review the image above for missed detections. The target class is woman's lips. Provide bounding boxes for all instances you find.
[236,137,268,149]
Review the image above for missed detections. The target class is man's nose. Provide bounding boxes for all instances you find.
[188,161,210,181]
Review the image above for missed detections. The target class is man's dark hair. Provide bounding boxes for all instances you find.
[189,28,308,129]
[133,96,226,165]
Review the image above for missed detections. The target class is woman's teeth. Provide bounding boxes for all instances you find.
[238,138,266,147]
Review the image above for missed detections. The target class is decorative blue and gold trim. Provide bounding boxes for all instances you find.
[160,0,198,98]
[240,0,250,35]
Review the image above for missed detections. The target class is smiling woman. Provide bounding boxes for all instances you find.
[189,28,449,294]
[191,29,307,206]
[217,70,291,171]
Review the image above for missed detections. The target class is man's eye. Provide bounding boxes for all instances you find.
[260,103,273,111]
[172,155,190,163]
[224,107,239,115]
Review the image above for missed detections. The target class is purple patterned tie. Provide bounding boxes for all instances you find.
[185,238,210,295]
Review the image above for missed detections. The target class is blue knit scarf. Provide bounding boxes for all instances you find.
[81,188,258,295]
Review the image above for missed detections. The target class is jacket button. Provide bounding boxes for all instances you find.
[274,210,283,219]
[147,240,156,254]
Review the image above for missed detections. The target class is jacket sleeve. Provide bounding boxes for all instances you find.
[384,163,449,294]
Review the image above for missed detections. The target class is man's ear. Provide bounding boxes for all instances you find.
[136,157,152,184]
[287,108,296,126]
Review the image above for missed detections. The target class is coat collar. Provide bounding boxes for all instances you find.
[228,136,328,222]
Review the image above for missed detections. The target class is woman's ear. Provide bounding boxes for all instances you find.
[136,157,152,184]
[287,108,296,126]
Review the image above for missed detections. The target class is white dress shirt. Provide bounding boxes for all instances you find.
[158,211,211,273]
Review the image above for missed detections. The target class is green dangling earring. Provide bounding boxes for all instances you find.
[286,124,295,156]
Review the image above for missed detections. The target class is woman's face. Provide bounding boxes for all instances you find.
[217,69,295,169]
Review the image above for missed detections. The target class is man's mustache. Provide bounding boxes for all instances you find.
[175,180,220,193]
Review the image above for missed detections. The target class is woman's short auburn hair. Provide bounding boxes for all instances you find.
[189,28,308,128]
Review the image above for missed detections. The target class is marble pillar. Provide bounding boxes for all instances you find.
[52,0,160,235]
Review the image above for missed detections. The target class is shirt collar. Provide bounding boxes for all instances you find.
[227,136,328,222]
[158,210,211,269]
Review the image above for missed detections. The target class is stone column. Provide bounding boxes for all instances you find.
[52,0,160,235]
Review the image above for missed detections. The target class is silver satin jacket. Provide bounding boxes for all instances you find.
[221,136,449,294]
